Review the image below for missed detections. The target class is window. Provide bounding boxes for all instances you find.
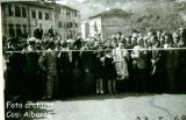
[8,5,13,16]
[58,22,62,28]
[22,7,26,18]
[66,22,70,28]
[75,23,78,28]
[8,24,15,37]
[66,10,71,17]
[38,11,43,19]
[69,22,72,28]
[16,24,22,37]
[74,12,77,17]
[15,5,21,17]
[63,23,66,28]
[45,12,49,20]
[31,10,36,19]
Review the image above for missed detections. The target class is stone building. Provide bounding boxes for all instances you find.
[55,4,80,39]
[1,0,55,37]
[1,0,80,39]
[86,9,133,39]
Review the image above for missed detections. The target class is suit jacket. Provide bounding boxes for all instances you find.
[34,28,43,39]
[131,45,149,70]
[26,48,40,73]
[38,49,58,75]
[163,43,175,69]
[151,43,162,65]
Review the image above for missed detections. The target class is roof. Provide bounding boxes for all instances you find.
[55,4,79,12]
[2,0,79,12]
[89,9,133,19]
[1,0,54,9]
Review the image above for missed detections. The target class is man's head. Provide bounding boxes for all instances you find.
[159,36,165,45]
[116,32,122,40]
[131,36,137,45]
[137,37,144,46]
[28,37,36,46]
[157,30,162,35]
[179,28,185,36]
[150,36,158,45]
[172,32,179,44]
[164,33,172,44]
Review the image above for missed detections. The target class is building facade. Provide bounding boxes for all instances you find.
[55,4,80,39]
[81,9,132,39]
[1,1,55,37]
[1,0,80,39]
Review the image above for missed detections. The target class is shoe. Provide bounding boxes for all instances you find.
[100,90,104,94]
[96,90,100,94]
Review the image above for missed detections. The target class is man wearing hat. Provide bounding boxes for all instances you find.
[163,33,176,93]
[150,36,165,93]
[177,28,186,93]
[34,24,43,40]
[47,25,55,38]
[38,40,59,99]
[24,37,42,99]
[131,37,151,92]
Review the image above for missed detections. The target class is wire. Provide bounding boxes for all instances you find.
[4,47,186,53]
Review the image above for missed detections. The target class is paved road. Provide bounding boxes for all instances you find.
[5,93,186,120]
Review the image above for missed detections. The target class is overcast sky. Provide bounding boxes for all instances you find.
[56,0,86,4]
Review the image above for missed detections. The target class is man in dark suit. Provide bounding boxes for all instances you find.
[24,37,41,99]
[163,34,176,93]
[150,36,165,93]
[34,24,43,40]
[47,25,55,38]
[38,41,59,99]
[177,28,186,93]
[131,37,151,92]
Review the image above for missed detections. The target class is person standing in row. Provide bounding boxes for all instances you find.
[34,24,43,40]
[150,36,165,93]
[24,37,42,99]
[113,42,129,93]
[105,49,117,94]
[131,37,151,92]
[38,41,59,100]
[163,34,176,93]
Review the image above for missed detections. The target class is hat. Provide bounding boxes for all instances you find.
[132,33,138,38]
[172,32,179,38]
[179,27,184,31]
[137,37,143,42]
[28,37,36,43]
[36,39,42,44]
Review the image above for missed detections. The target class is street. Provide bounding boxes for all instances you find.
[19,93,186,120]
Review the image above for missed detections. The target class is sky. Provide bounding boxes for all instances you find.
[56,0,86,4]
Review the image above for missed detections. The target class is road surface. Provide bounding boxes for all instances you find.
[5,93,186,120]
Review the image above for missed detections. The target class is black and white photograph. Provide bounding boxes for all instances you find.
[1,0,186,120]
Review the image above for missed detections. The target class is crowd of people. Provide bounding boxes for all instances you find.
[3,26,186,100]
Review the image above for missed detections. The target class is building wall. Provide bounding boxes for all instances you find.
[89,17,102,37]
[2,2,80,39]
[2,2,55,37]
[81,21,89,39]
[88,15,131,39]
[2,3,29,37]
[1,4,6,34]
[101,16,131,39]
[56,5,80,40]
[29,6,55,37]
